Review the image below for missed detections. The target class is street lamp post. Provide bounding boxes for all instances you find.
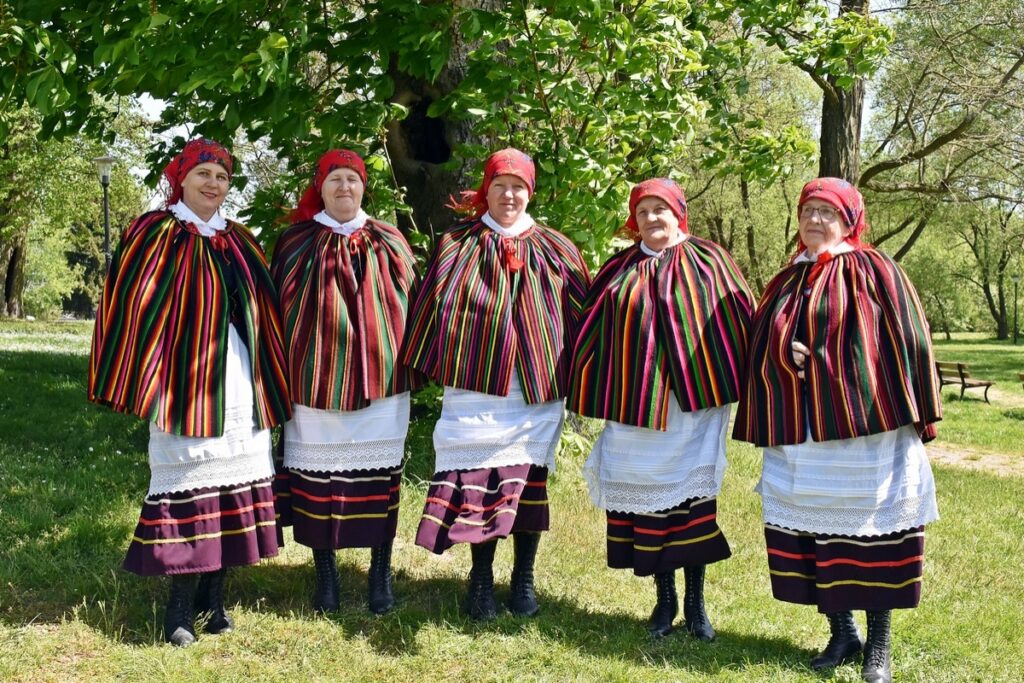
[93,155,116,271]
[1012,275,1021,345]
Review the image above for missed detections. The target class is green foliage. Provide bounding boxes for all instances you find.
[1,1,888,265]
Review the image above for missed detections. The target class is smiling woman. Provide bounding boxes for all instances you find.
[734,177,943,683]
[87,137,291,648]
[271,148,419,616]
[403,147,590,620]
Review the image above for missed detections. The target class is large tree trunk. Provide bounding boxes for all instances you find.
[818,0,868,182]
[0,230,26,318]
[385,1,502,244]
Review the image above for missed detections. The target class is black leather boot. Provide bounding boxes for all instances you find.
[194,568,233,634]
[648,571,678,638]
[368,541,395,615]
[508,532,541,617]
[862,610,892,683]
[683,565,715,642]
[164,574,197,647]
[464,540,498,621]
[312,548,340,613]
[811,610,863,670]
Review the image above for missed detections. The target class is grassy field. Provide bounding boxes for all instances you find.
[1,322,1022,682]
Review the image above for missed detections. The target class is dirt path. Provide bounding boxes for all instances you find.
[926,443,1024,477]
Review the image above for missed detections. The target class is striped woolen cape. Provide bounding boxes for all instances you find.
[569,237,754,430]
[402,220,590,402]
[88,211,291,437]
[271,218,420,410]
[733,247,941,446]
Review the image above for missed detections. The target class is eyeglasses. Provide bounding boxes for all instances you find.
[799,205,839,221]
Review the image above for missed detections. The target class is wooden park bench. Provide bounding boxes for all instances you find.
[936,361,994,403]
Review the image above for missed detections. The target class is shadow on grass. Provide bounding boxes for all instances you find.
[1,349,812,675]
[2,556,812,676]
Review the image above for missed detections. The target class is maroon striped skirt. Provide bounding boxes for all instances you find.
[606,496,731,576]
[415,464,549,554]
[275,467,401,550]
[123,479,280,576]
[765,524,926,612]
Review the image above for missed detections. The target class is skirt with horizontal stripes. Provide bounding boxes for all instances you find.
[764,524,925,612]
[276,466,402,550]
[415,464,549,554]
[123,478,280,576]
[606,496,731,576]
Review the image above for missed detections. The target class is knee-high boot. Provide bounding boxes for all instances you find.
[648,571,678,638]
[464,540,498,621]
[368,541,395,615]
[683,564,715,642]
[164,574,197,647]
[508,532,541,617]
[312,548,340,613]
[811,610,863,670]
[194,568,233,634]
[862,610,892,683]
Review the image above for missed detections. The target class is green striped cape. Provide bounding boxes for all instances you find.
[271,218,420,409]
[88,211,291,437]
[402,220,590,402]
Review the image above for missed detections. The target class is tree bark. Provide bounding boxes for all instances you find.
[384,1,502,243]
[0,230,26,318]
[818,0,868,182]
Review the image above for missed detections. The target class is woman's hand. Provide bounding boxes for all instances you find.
[791,341,810,379]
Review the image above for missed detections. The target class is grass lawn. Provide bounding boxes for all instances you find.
[1,322,1022,682]
[931,334,1024,456]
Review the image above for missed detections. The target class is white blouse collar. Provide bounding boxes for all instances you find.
[481,211,534,237]
[314,209,368,236]
[794,240,856,264]
[170,201,226,236]
[639,233,689,258]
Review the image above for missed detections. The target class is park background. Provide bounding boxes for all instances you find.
[1,1,1023,681]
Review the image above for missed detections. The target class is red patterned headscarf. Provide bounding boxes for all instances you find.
[290,149,368,224]
[448,147,536,218]
[163,138,233,207]
[797,177,868,247]
[625,178,689,239]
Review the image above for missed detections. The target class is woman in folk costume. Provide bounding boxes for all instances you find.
[733,178,941,683]
[568,178,753,640]
[271,149,418,615]
[88,138,291,647]
[403,148,590,620]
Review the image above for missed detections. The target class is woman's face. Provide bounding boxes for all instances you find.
[180,162,230,221]
[635,196,681,251]
[321,167,365,222]
[798,198,851,255]
[486,174,530,227]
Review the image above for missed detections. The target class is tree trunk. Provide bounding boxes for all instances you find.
[0,229,26,318]
[818,0,868,182]
[384,1,502,243]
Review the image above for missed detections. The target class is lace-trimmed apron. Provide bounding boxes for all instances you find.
[585,400,732,576]
[278,392,410,549]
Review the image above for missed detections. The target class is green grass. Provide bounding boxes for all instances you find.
[1,322,1022,681]
[931,334,1024,455]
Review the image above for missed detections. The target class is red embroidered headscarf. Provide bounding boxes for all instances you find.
[162,138,234,207]
[290,149,368,224]
[625,178,689,239]
[797,177,867,249]
[449,147,536,218]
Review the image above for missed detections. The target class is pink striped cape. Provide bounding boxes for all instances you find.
[568,237,754,430]
[271,218,421,409]
[402,220,590,402]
